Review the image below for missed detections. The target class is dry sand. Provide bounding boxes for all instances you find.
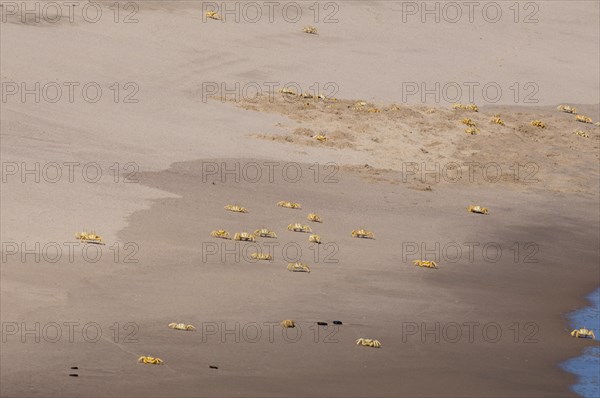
[1,1,599,397]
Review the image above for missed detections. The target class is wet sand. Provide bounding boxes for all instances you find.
[2,159,599,397]
[1,1,599,396]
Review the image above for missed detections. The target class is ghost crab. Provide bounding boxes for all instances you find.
[461,118,476,127]
[288,223,313,233]
[452,103,478,112]
[303,26,318,34]
[356,338,381,348]
[571,327,595,339]
[413,260,438,269]
[278,201,302,209]
[224,204,248,213]
[467,205,489,215]
[138,356,163,365]
[465,127,479,135]
[531,120,546,128]
[168,323,196,331]
[75,231,105,245]
[233,232,256,242]
[307,213,323,223]
[280,319,296,328]
[251,253,273,260]
[557,104,577,114]
[309,234,322,244]
[314,134,328,142]
[490,116,505,126]
[205,11,222,20]
[350,101,367,111]
[287,262,311,273]
[210,230,231,239]
[254,228,277,238]
[352,229,374,239]
[576,115,593,124]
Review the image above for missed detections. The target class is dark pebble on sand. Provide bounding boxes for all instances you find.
[317,322,328,326]
[209,365,218,369]
[333,321,342,325]
[69,374,78,377]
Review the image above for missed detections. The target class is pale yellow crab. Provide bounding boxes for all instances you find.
[531,120,546,128]
[138,356,163,365]
[303,26,318,34]
[308,234,322,244]
[574,130,589,138]
[288,223,313,233]
[224,204,248,213]
[314,134,328,142]
[277,201,302,209]
[413,260,438,269]
[467,205,489,215]
[210,230,231,239]
[461,118,476,127]
[557,104,577,114]
[490,116,505,126]
[168,323,196,331]
[233,232,255,242]
[356,338,381,348]
[465,127,479,135]
[205,11,222,20]
[254,228,277,238]
[287,262,311,273]
[576,115,593,124]
[307,213,323,223]
[251,253,273,260]
[352,229,374,239]
[75,231,104,245]
[452,103,478,112]
[280,319,296,328]
[571,327,595,339]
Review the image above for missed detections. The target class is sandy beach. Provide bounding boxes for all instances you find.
[1,1,599,397]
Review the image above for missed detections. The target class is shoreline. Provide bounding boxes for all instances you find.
[561,288,600,398]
